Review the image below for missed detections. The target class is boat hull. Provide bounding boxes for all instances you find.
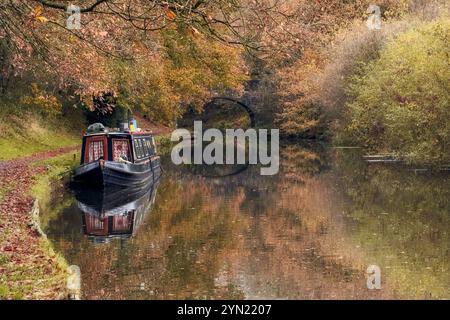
[73,156,161,189]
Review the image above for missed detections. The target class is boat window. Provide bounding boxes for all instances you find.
[143,138,149,155]
[134,137,154,160]
[88,140,104,163]
[112,139,131,162]
[145,137,155,156]
[138,139,145,158]
[151,138,156,154]
[134,138,143,159]
[142,138,149,157]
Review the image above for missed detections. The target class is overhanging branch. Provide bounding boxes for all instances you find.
[34,0,108,13]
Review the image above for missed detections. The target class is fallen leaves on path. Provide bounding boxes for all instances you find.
[0,146,77,299]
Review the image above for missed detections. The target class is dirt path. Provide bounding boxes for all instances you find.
[0,146,77,299]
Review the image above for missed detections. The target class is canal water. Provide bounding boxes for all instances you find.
[43,145,449,299]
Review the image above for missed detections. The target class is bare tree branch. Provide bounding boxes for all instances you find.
[34,0,108,12]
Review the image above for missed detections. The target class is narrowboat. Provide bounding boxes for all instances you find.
[73,123,161,188]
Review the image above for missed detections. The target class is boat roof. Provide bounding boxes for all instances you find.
[84,131,153,137]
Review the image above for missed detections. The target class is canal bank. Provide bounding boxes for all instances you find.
[0,147,78,299]
[0,130,173,299]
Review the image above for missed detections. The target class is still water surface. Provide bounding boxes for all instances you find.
[44,145,450,299]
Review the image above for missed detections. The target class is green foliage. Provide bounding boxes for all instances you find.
[163,26,246,98]
[106,27,247,127]
[20,83,62,117]
[108,57,180,126]
[343,19,450,165]
[82,100,129,128]
[31,152,79,206]
[272,0,415,139]
[155,134,172,156]
[0,100,83,160]
[31,152,79,231]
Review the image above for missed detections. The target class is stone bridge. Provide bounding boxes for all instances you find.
[203,96,256,128]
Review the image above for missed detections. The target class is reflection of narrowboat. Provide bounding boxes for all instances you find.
[73,123,161,188]
[75,180,159,243]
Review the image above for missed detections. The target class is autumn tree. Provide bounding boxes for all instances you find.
[272,0,412,138]
[1,0,298,124]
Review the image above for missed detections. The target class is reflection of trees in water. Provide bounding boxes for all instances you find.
[61,179,249,299]
[154,145,396,299]
[228,168,401,299]
[170,143,323,217]
[47,145,449,299]
[333,150,450,298]
[279,142,329,183]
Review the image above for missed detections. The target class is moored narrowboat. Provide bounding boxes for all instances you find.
[73,123,161,188]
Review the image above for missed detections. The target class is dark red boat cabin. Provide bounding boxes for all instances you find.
[80,132,156,165]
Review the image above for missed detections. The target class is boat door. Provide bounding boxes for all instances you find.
[84,135,108,164]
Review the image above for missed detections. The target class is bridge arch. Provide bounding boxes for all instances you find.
[203,97,255,128]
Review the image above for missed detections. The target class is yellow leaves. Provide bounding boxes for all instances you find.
[166,9,176,21]
[33,5,43,17]
[32,5,48,23]
[341,19,450,161]
[20,83,61,116]
[36,16,48,23]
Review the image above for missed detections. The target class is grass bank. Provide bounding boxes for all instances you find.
[155,133,172,157]
[31,152,80,229]
[0,103,83,161]
[0,151,80,299]
[0,148,82,299]
[0,237,69,299]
